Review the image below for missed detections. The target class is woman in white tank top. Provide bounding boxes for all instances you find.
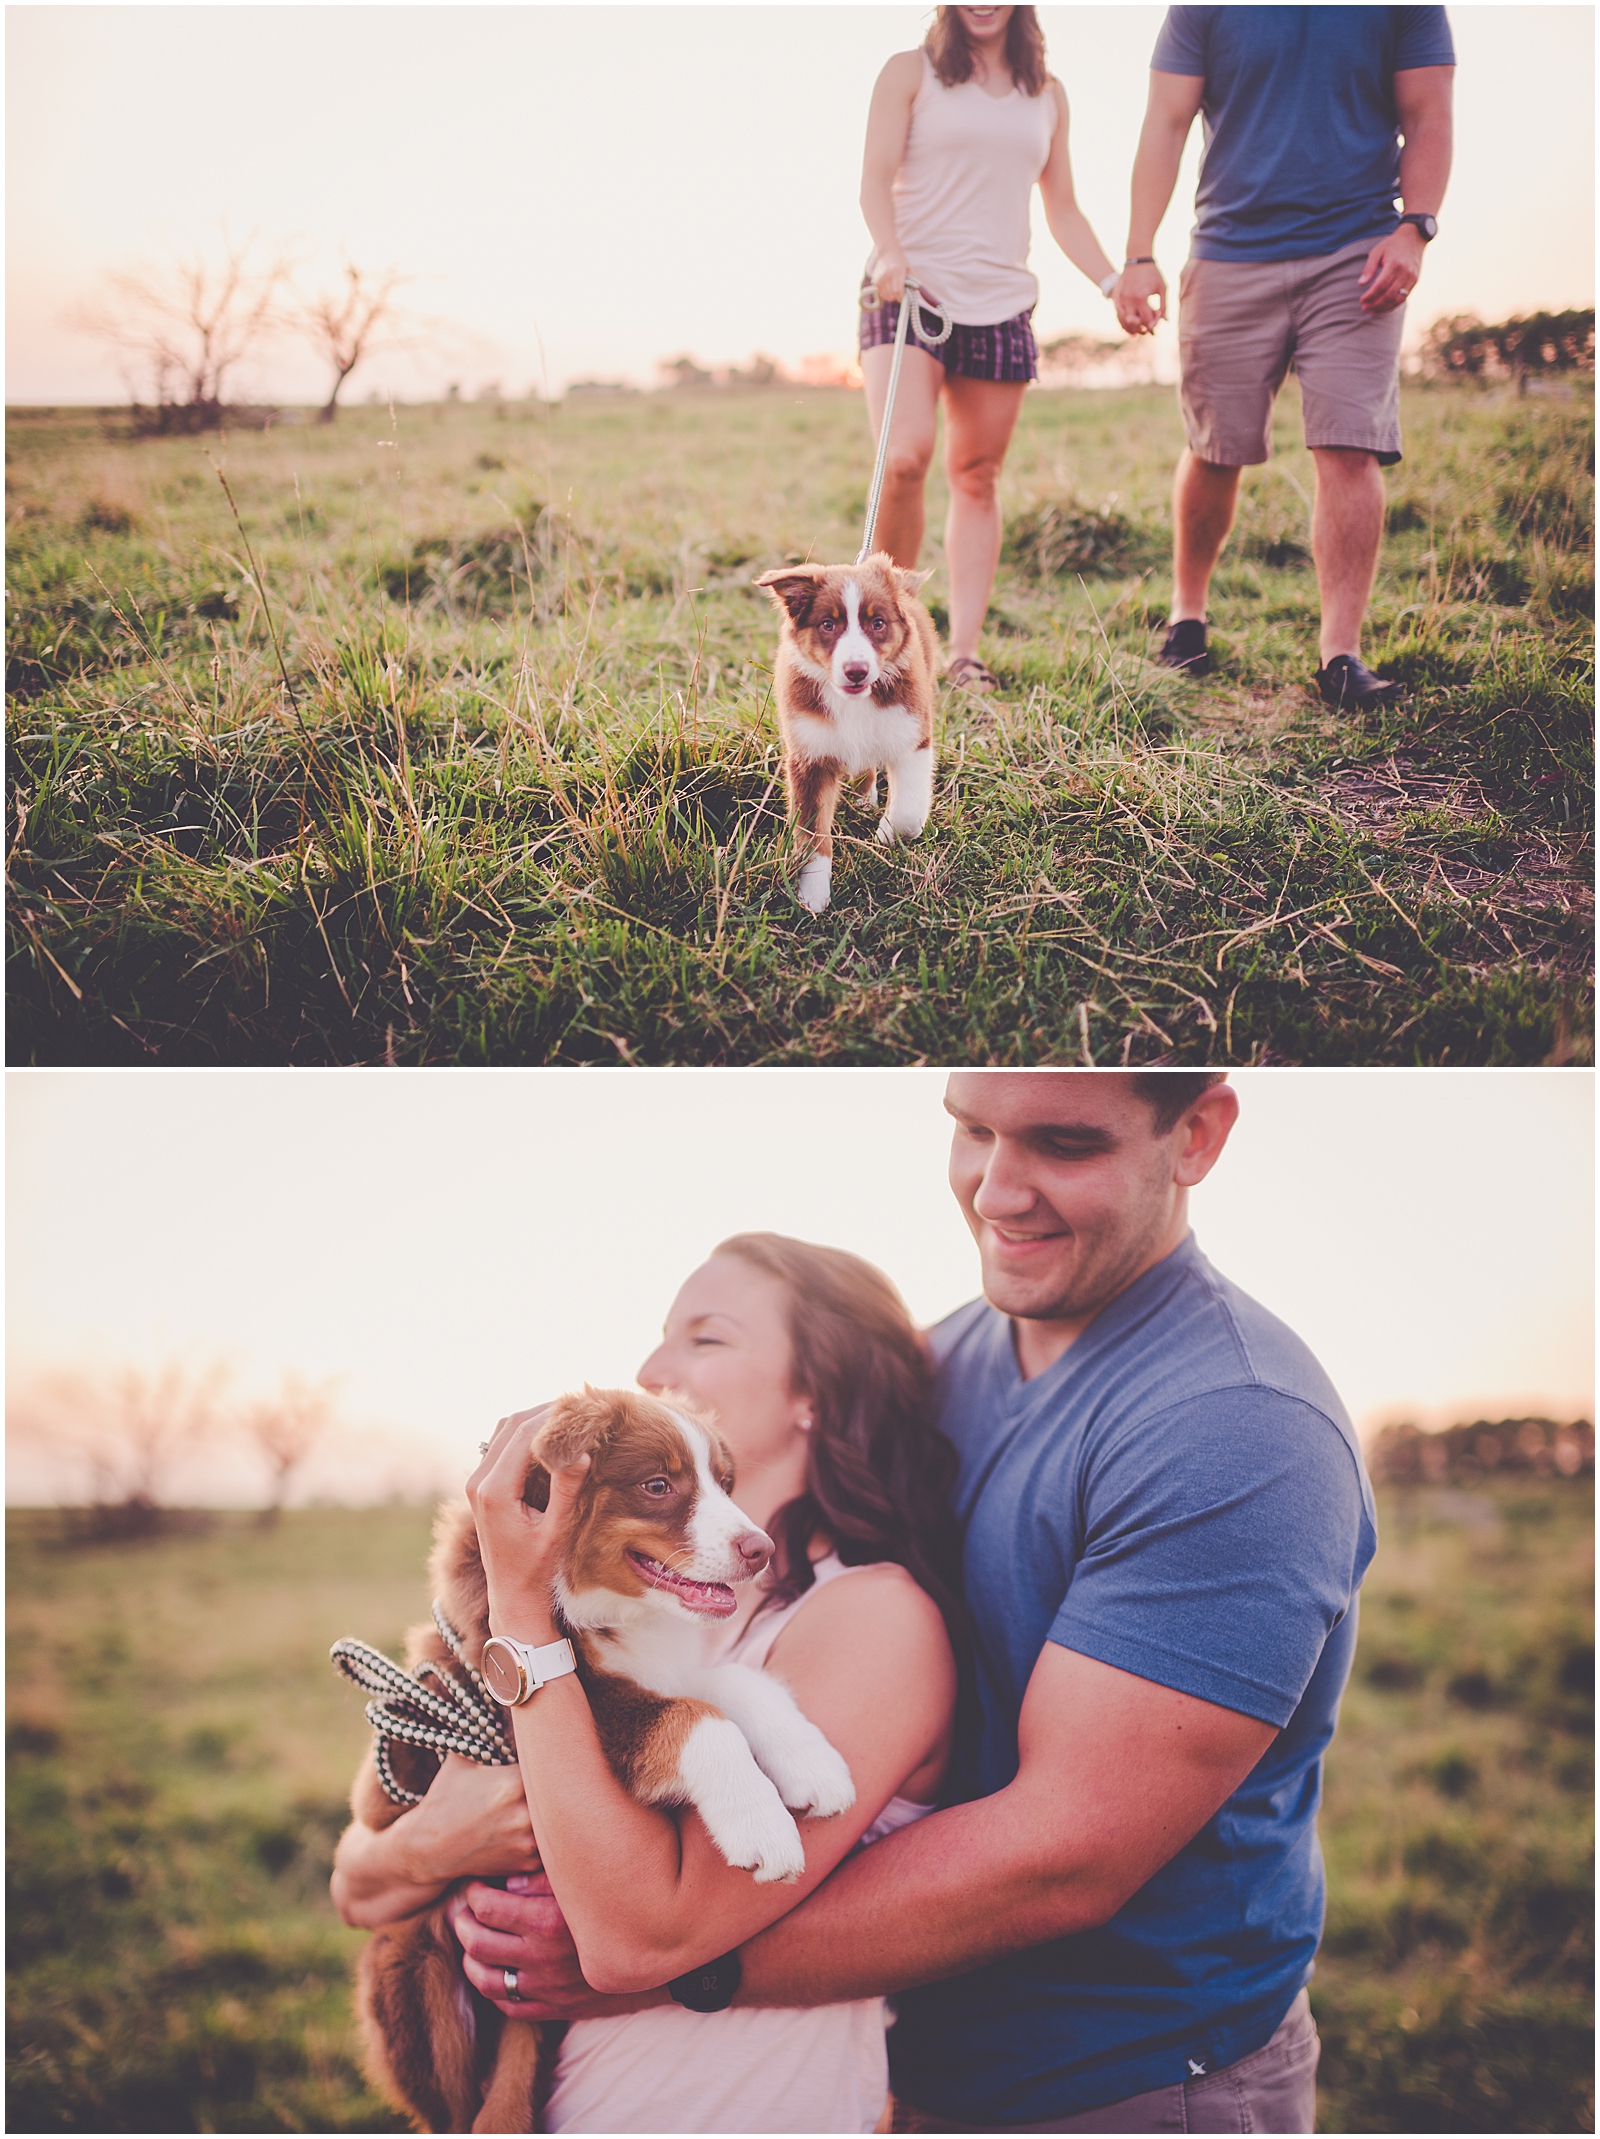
[331,1234,964,2133]
[859,7,1120,690]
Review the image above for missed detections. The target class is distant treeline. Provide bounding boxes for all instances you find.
[1369,1415,1594,1486]
[1419,309,1595,388]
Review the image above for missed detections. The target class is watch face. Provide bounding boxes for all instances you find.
[481,1639,525,1705]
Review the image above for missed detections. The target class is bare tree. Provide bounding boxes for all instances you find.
[299,262,411,422]
[12,1360,229,1531]
[74,237,293,431]
[247,1371,337,1522]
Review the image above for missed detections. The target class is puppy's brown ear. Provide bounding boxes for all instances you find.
[531,1386,617,1473]
[755,565,825,621]
[892,565,932,595]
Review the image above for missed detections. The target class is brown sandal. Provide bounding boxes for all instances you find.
[947,655,999,693]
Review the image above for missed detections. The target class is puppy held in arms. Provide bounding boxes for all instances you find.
[343,1387,855,2134]
[756,553,938,914]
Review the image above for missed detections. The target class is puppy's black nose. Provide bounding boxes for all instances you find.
[842,663,870,686]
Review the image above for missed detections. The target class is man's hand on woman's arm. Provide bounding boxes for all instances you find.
[449,1874,670,2021]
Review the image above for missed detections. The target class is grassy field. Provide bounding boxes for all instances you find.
[5,378,1592,1065]
[6,1481,1593,2134]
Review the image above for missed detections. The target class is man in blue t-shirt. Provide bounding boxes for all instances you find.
[451,1071,1375,2132]
[1112,8,1456,710]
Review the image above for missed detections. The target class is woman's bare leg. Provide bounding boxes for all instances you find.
[859,343,946,567]
[940,374,1027,663]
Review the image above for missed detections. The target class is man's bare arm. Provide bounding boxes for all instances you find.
[1359,65,1455,314]
[1115,71,1204,335]
[736,1642,1277,2005]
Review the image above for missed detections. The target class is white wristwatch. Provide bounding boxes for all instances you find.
[481,1634,577,1706]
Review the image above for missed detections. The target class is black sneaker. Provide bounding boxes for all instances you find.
[1157,618,1211,675]
[1315,653,1401,709]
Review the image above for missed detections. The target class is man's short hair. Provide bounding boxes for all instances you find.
[1130,1072,1227,1134]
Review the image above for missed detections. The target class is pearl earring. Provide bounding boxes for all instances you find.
[797,1416,813,1432]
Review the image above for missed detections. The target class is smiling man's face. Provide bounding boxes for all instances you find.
[945,1073,1236,1366]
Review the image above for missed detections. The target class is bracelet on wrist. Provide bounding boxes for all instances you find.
[1125,255,1156,267]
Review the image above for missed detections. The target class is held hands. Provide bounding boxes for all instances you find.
[1359,224,1426,314]
[465,1406,585,1639]
[1114,261,1167,337]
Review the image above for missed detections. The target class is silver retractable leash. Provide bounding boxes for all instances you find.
[856,278,952,563]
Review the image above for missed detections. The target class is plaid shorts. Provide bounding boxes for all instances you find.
[859,297,1038,383]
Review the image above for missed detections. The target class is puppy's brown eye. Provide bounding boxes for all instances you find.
[869,617,888,635]
[640,1477,673,1498]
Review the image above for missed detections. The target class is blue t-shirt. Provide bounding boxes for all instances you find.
[1151,6,1456,262]
[888,1233,1377,2124]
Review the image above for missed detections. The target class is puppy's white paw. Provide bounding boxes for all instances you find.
[797,855,833,912]
[772,1736,857,1820]
[677,1715,810,1882]
[707,1794,809,1884]
[874,815,897,846]
[854,773,880,810]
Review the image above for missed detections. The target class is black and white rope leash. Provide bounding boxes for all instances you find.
[331,1600,516,1806]
[856,276,952,561]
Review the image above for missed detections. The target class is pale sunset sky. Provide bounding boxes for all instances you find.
[6,1069,1594,1505]
[5,3,1595,403]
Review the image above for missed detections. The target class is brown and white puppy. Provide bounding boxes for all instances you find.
[350,1387,855,2134]
[756,553,939,913]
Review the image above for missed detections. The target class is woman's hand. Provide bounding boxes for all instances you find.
[399,1754,542,1884]
[465,1409,588,1640]
[869,246,911,307]
[330,1758,542,1927]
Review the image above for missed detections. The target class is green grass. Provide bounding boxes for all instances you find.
[6,380,1593,1063]
[5,1507,427,2134]
[5,1484,1593,2132]
[1313,1480,1594,2133]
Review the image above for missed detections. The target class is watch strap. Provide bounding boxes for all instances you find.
[668,1949,742,2012]
[482,1633,577,1705]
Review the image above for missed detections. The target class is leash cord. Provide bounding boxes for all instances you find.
[331,1599,517,1807]
[857,278,952,564]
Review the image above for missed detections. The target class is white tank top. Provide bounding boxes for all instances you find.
[544,1556,938,2134]
[873,49,1059,326]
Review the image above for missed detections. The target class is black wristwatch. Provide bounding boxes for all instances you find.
[1397,212,1438,242]
[667,1950,742,2012]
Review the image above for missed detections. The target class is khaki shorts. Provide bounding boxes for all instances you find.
[898,1987,1321,2134]
[1178,241,1405,467]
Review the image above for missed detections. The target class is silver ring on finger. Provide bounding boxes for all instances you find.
[479,1442,491,1454]
[504,1967,522,1998]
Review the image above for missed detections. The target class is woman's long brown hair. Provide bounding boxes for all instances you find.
[712,1232,969,1677]
[926,5,1049,98]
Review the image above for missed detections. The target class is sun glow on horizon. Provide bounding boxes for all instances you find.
[6,1068,1593,1506]
[6,6,1594,406]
